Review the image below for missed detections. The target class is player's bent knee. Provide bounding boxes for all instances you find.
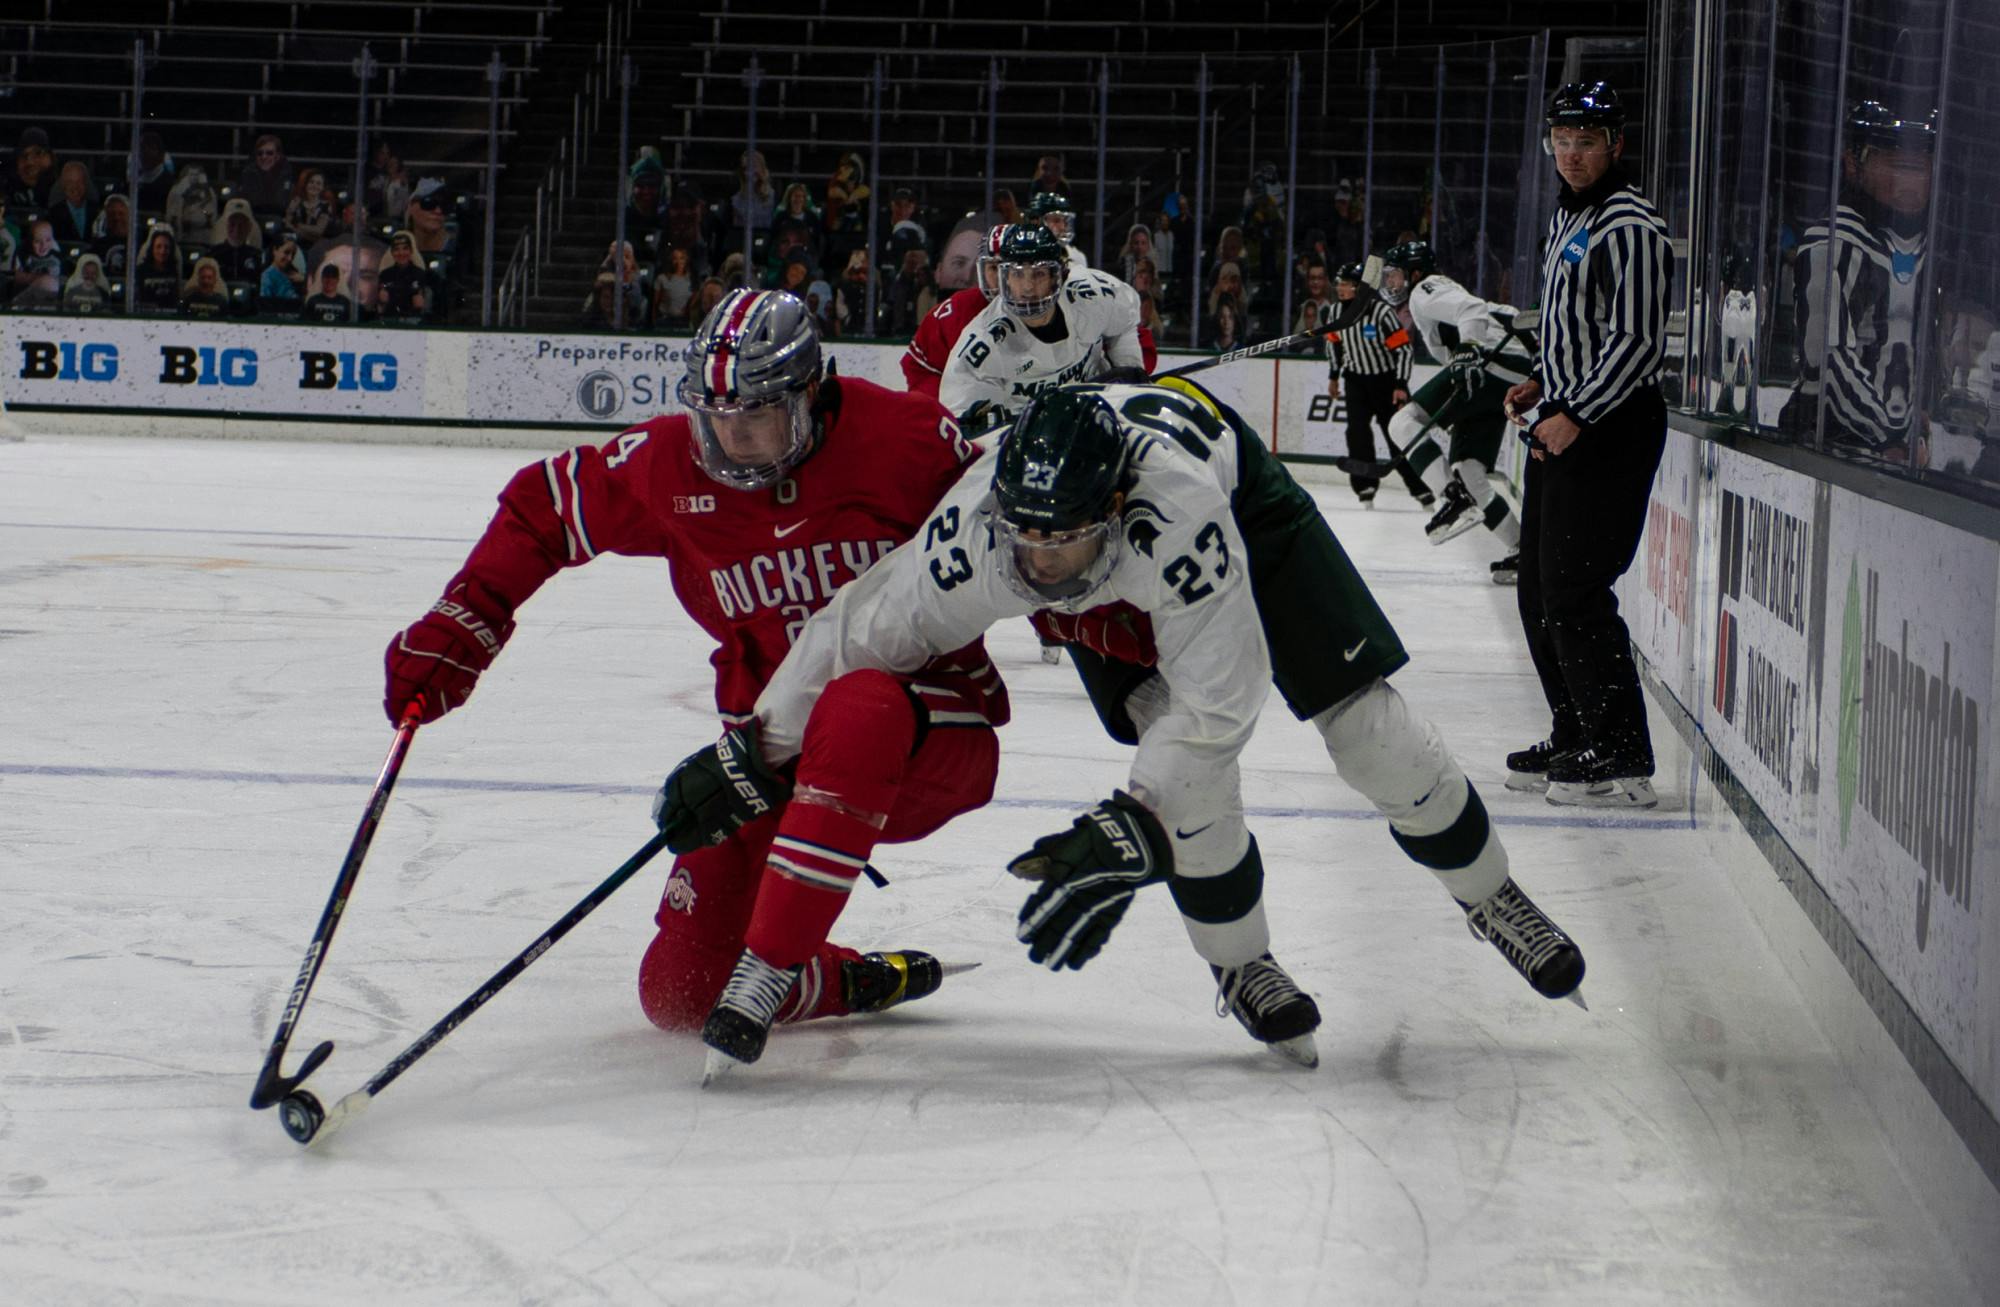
[636,926,738,1031]
[1314,679,1463,835]
[1389,402,1431,443]
[798,669,922,781]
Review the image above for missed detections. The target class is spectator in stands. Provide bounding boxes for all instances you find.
[92,194,133,279]
[880,187,928,272]
[1206,260,1247,339]
[772,183,822,269]
[308,233,386,315]
[365,153,411,228]
[729,149,775,238]
[886,247,936,336]
[5,127,55,213]
[211,198,264,289]
[62,253,111,314]
[834,247,880,338]
[1116,223,1154,286]
[805,273,835,332]
[1027,154,1069,197]
[135,227,181,314]
[374,231,428,323]
[1327,180,1364,265]
[933,209,998,294]
[764,223,817,285]
[182,256,229,319]
[599,239,647,324]
[135,130,176,215]
[688,274,725,327]
[776,252,813,298]
[822,152,869,273]
[261,237,306,309]
[994,189,1022,226]
[286,169,338,247]
[405,178,453,255]
[301,262,352,323]
[1130,256,1165,335]
[627,150,667,238]
[1209,224,1248,287]
[166,166,219,249]
[48,161,95,246]
[1292,259,1332,335]
[717,251,748,291]
[13,219,62,296]
[1207,298,1242,351]
[651,246,693,326]
[665,181,713,277]
[1152,210,1178,281]
[1241,162,1286,280]
[578,271,630,331]
[363,140,394,197]
[236,135,292,216]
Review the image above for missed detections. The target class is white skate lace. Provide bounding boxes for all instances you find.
[1214,958,1302,1021]
[1464,884,1567,977]
[715,951,797,1026]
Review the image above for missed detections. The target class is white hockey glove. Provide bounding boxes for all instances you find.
[1010,791,1171,970]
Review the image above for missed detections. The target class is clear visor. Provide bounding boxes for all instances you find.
[1543,128,1614,157]
[977,252,1003,298]
[677,376,813,491]
[1001,260,1065,320]
[1379,266,1409,305]
[993,513,1121,608]
[1042,212,1075,243]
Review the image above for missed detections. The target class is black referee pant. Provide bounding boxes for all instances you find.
[1516,388,1667,770]
[1342,372,1398,493]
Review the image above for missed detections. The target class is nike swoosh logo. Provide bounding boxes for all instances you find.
[1344,638,1368,661]
[773,520,808,538]
[1175,822,1215,840]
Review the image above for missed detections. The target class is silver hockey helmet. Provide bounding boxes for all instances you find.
[678,288,824,490]
[975,223,1010,299]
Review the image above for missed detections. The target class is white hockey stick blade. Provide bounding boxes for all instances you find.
[304,1090,373,1149]
[1269,1033,1319,1069]
[1361,253,1384,288]
[938,961,982,978]
[1566,988,1590,1011]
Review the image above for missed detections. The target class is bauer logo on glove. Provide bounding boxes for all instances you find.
[653,722,795,854]
[1010,790,1171,970]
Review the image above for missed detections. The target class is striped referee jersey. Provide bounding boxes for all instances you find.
[1536,178,1672,423]
[1324,298,1413,382]
[1790,203,1924,448]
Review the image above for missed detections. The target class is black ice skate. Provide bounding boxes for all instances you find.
[1545,748,1657,809]
[701,949,803,1085]
[1212,954,1321,1067]
[1458,878,1587,1005]
[841,949,970,1013]
[1503,738,1581,793]
[1357,484,1378,509]
[1489,552,1520,585]
[1423,477,1481,544]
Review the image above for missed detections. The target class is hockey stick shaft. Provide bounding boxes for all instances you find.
[305,831,672,1145]
[1157,322,1339,379]
[250,700,425,1110]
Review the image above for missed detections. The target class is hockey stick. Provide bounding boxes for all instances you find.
[276,830,673,1147]
[249,699,425,1113]
[1157,322,1342,379]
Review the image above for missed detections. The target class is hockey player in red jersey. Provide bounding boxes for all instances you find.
[903,224,1156,397]
[383,288,1007,1072]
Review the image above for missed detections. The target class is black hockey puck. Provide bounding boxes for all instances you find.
[278,1090,325,1144]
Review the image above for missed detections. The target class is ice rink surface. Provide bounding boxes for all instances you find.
[0,432,1983,1305]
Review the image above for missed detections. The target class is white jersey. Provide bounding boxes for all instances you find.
[1406,273,1530,381]
[937,268,1144,421]
[757,382,1269,850]
[1063,243,1089,275]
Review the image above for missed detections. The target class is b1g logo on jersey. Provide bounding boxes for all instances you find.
[17,340,119,382]
[673,494,718,513]
[577,369,624,419]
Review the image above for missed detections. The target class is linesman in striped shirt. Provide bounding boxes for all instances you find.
[1502,82,1672,809]
[1323,260,1427,507]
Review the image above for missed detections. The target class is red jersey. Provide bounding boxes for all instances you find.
[444,376,1008,728]
[902,285,1159,395]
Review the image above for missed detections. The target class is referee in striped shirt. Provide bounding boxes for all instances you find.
[1502,82,1672,809]
[1325,261,1421,505]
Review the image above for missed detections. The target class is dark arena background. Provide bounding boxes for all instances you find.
[1,2,1995,1302]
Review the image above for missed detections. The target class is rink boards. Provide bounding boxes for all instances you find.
[1616,425,1999,1134]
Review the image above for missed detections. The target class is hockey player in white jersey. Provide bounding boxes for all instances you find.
[1027,189,1091,275]
[1380,240,1529,582]
[938,223,1144,427]
[749,380,1589,1069]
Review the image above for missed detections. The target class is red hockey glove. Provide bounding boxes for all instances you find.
[383,584,514,724]
[1029,602,1158,667]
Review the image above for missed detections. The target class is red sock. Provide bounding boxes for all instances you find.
[744,802,880,970]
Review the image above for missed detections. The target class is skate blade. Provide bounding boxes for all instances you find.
[1425,519,1480,545]
[1546,779,1658,809]
[1268,1033,1319,1069]
[1503,772,1550,794]
[701,1047,745,1087]
[1489,572,1519,586]
[937,961,982,978]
